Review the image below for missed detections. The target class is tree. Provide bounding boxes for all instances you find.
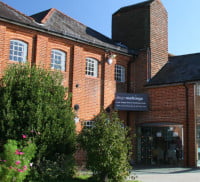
[0,64,76,179]
[78,111,132,182]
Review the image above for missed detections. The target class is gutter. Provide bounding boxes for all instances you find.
[145,80,199,89]
[0,17,135,57]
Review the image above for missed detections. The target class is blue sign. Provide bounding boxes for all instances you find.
[115,93,149,111]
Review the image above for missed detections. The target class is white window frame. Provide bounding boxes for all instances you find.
[196,83,200,96]
[85,58,98,77]
[115,64,125,82]
[9,40,27,63]
[83,120,94,128]
[51,49,66,71]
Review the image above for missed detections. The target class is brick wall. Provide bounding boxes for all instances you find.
[1,0,197,167]
[0,22,34,76]
[0,20,132,129]
[132,50,148,93]
[134,84,196,167]
[112,6,150,50]
[150,0,168,77]
[112,0,168,83]
[186,84,196,166]
[0,19,133,166]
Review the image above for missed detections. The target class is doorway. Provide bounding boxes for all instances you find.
[136,124,184,166]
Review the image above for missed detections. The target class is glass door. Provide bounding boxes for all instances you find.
[137,125,184,166]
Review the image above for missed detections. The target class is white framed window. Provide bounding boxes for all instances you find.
[115,64,125,82]
[83,120,94,129]
[196,83,200,96]
[85,58,98,77]
[51,49,66,71]
[9,40,27,62]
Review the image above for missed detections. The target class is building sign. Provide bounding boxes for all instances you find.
[115,93,149,111]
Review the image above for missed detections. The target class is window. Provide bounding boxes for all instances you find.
[51,49,66,71]
[10,40,27,62]
[85,58,98,77]
[115,65,125,82]
[83,121,94,129]
[196,83,200,96]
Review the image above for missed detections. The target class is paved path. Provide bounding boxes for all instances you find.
[131,168,200,182]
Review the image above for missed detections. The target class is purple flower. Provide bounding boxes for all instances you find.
[23,165,28,170]
[17,169,24,172]
[22,134,27,139]
[15,160,21,165]
[15,149,24,155]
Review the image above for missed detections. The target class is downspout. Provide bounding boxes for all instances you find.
[147,47,151,82]
[183,82,189,166]
[101,52,106,110]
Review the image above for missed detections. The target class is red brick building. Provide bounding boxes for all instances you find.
[0,0,200,167]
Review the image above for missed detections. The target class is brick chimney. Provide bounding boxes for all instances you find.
[112,0,168,78]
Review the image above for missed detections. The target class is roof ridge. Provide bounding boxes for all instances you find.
[0,1,34,22]
[41,8,114,41]
[40,8,55,23]
[47,8,88,28]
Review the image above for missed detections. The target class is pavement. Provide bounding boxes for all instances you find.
[130,167,200,182]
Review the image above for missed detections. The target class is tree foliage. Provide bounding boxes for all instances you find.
[0,64,76,161]
[78,111,132,182]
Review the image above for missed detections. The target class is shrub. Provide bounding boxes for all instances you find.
[0,64,76,179]
[78,111,132,182]
[0,138,36,182]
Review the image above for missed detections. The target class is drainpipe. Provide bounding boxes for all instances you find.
[147,47,151,82]
[183,82,190,166]
[100,52,107,110]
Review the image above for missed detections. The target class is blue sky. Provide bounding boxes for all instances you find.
[1,0,200,55]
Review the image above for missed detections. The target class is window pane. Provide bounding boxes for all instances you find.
[115,65,125,82]
[9,40,27,62]
[85,58,98,77]
[51,49,66,71]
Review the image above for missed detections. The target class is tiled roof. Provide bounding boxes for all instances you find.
[0,1,133,54]
[31,8,119,48]
[147,53,200,86]
[0,1,39,26]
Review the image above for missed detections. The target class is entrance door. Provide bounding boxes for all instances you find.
[137,124,183,166]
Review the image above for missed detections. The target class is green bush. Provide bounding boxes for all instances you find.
[29,153,76,181]
[78,111,132,182]
[0,64,76,180]
[0,138,36,182]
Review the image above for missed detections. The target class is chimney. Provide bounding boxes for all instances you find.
[112,0,168,78]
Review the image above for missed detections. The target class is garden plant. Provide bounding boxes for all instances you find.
[0,64,76,181]
[78,110,132,182]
